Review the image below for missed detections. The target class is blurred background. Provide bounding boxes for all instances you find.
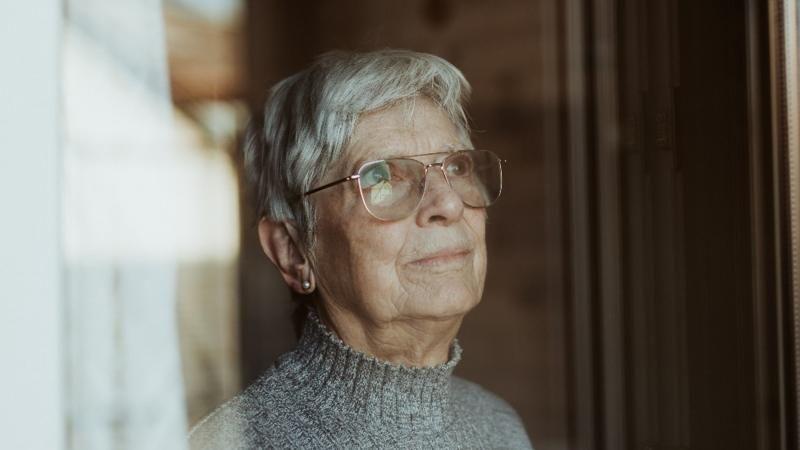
[3,0,800,449]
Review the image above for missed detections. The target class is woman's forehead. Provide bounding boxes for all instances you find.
[342,103,465,171]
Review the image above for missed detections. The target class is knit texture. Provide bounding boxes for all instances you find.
[188,306,535,449]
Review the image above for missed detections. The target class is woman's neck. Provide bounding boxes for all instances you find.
[312,301,463,367]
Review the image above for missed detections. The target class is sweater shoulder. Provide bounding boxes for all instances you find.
[187,367,294,450]
[450,375,535,449]
[450,375,518,414]
[187,392,250,450]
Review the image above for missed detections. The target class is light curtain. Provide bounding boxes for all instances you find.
[63,0,189,448]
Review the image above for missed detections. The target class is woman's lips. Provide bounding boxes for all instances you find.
[409,249,472,268]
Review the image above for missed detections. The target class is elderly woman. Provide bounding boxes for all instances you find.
[189,49,534,449]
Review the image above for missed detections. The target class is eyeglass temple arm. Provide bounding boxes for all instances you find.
[303,174,361,196]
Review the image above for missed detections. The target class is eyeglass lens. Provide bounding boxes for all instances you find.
[356,150,503,221]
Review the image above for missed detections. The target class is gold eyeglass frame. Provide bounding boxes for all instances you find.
[302,149,507,221]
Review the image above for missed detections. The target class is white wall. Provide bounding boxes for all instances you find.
[0,1,64,450]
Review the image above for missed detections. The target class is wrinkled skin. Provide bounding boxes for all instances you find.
[259,97,487,367]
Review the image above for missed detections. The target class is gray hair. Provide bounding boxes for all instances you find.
[243,49,473,253]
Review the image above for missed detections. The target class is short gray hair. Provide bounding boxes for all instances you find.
[243,49,473,252]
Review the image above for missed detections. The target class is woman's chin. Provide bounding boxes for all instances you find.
[404,290,481,320]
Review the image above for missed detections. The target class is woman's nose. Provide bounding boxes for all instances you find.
[415,167,464,227]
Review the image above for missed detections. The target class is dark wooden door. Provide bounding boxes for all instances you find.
[565,0,797,448]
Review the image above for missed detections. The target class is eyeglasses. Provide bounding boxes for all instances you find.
[303,149,506,221]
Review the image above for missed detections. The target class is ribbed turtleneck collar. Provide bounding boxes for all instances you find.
[274,305,463,432]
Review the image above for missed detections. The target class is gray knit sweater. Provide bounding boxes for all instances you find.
[188,306,534,449]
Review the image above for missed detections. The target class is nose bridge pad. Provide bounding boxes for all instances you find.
[425,163,451,189]
[421,163,459,209]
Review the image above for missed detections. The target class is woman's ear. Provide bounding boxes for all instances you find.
[257,217,315,294]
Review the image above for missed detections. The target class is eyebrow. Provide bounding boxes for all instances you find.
[346,146,465,175]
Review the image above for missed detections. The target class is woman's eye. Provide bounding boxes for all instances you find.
[446,156,473,177]
[362,163,391,187]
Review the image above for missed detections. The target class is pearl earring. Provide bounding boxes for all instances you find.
[302,280,311,291]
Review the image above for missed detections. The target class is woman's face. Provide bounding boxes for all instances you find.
[309,97,487,324]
